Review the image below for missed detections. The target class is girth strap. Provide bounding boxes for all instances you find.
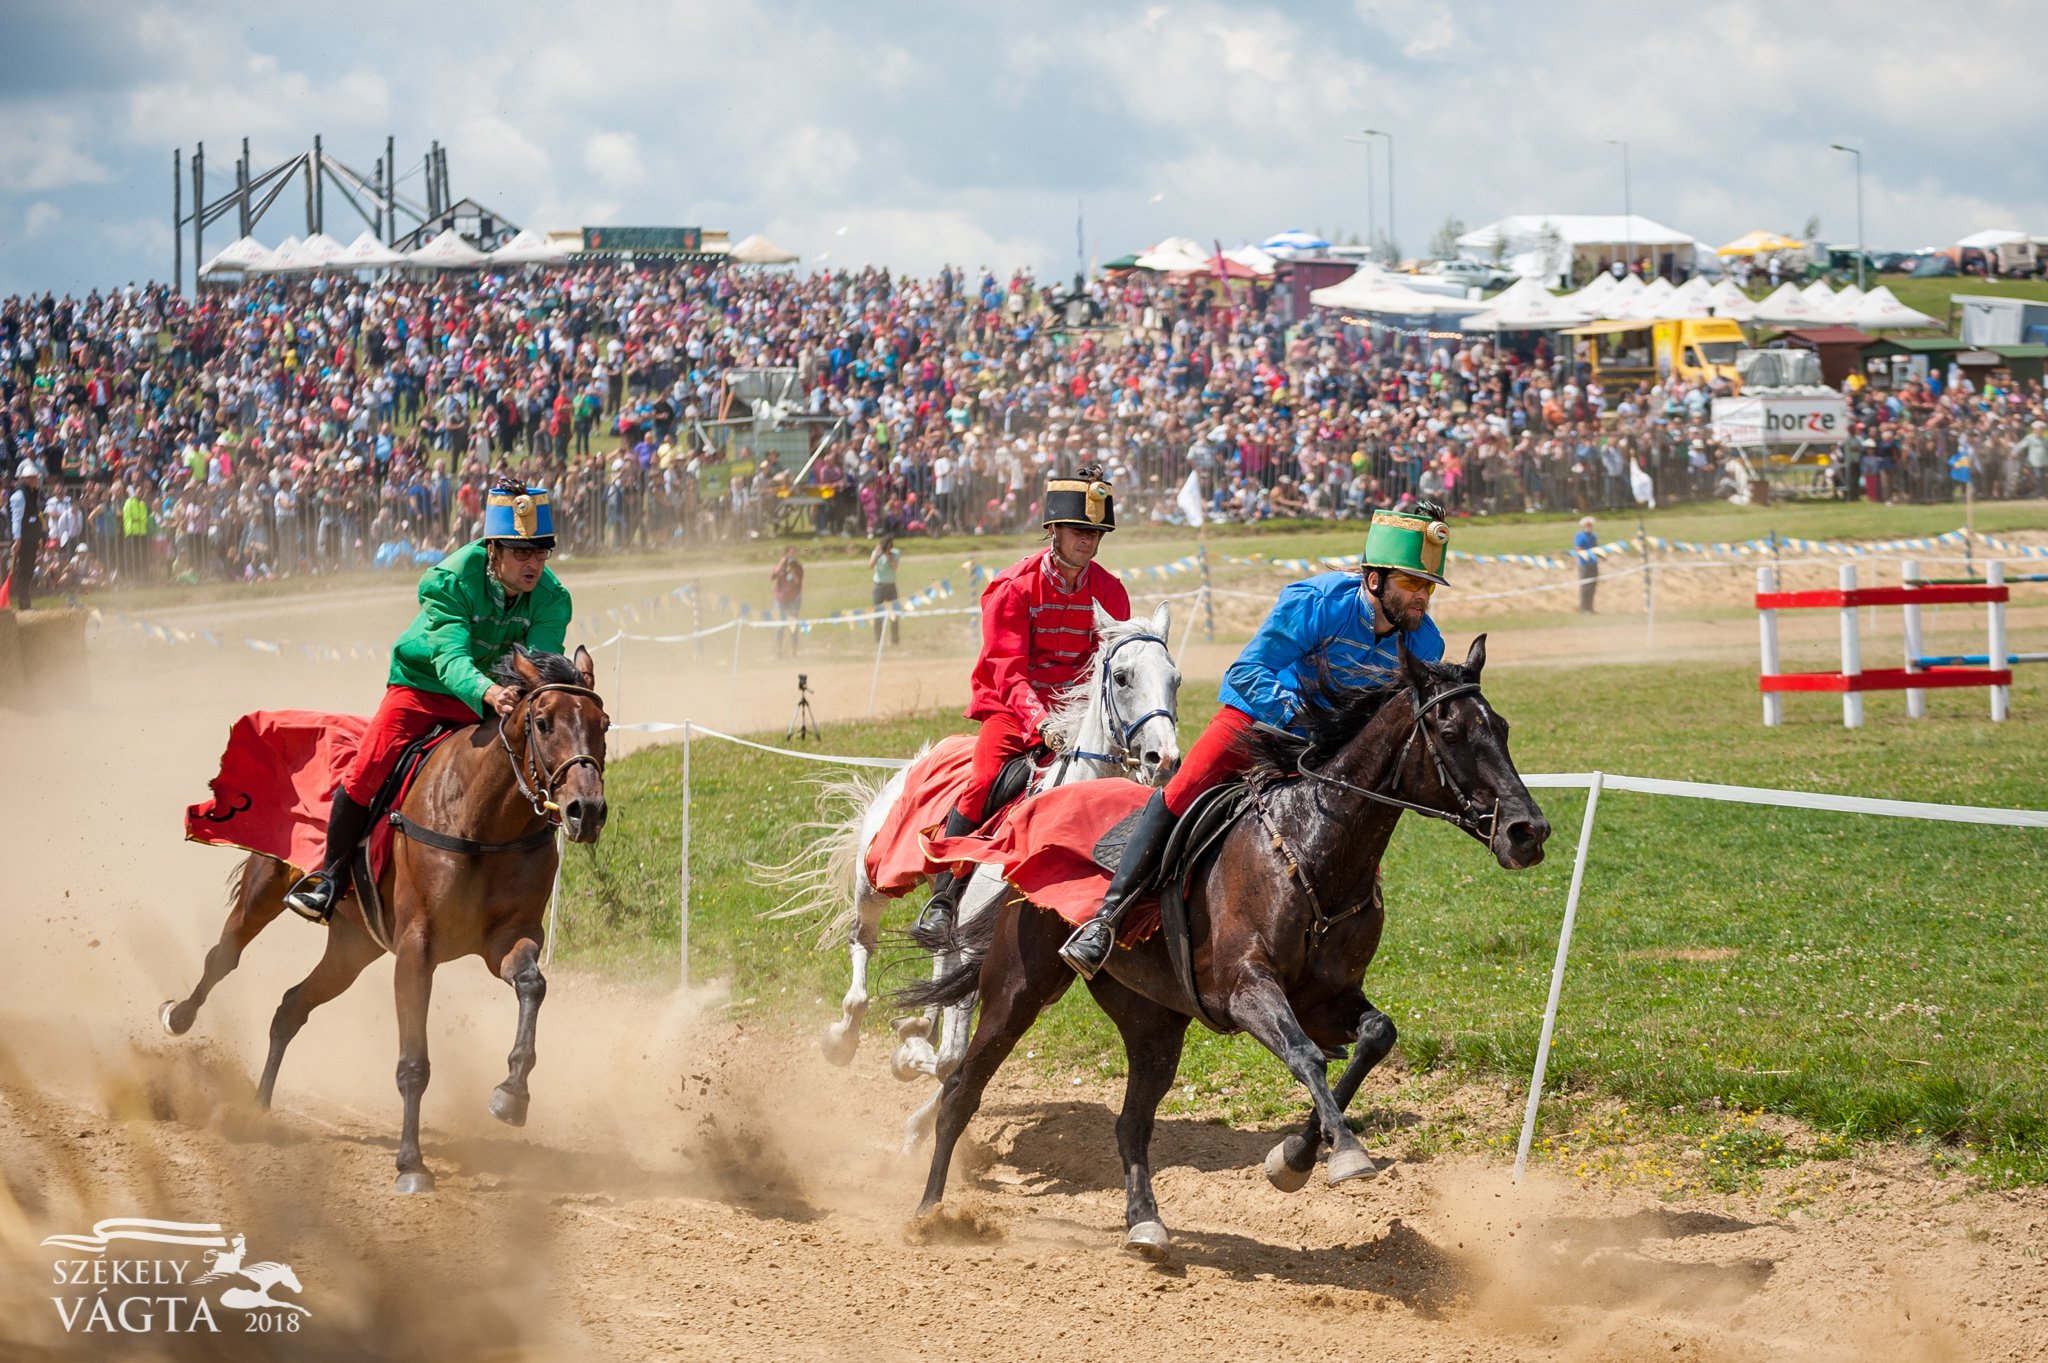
[389,812,558,856]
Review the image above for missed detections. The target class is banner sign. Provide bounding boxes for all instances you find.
[581,226,702,253]
[1711,394,1849,447]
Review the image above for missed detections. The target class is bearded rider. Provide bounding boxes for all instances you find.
[917,466,1132,936]
[281,483,573,922]
[1059,502,1453,977]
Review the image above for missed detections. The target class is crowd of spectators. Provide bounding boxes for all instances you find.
[4,257,2047,605]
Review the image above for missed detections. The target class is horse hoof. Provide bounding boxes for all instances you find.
[1124,1221,1170,1259]
[392,1169,436,1196]
[891,1014,933,1041]
[1326,1147,1379,1186]
[159,1000,188,1037]
[820,1023,860,1067]
[890,1038,937,1082]
[1264,1140,1314,1193]
[489,1086,529,1128]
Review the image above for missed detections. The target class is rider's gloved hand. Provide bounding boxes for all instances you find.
[483,684,519,718]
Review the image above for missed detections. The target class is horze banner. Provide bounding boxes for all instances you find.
[1711,394,1849,446]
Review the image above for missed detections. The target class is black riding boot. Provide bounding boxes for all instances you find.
[282,789,375,923]
[1061,789,1177,979]
[914,808,982,938]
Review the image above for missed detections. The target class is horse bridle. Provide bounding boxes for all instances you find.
[1292,679,1501,845]
[498,682,609,824]
[1055,631,1174,778]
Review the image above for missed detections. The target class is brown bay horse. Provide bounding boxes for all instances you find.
[162,646,609,1194]
[904,638,1549,1255]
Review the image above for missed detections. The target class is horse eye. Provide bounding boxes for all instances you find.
[537,717,552,735]
[1113,669,1130,685]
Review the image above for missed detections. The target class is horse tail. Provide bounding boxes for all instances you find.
[894,905,999,1012]
[749,767,895,948]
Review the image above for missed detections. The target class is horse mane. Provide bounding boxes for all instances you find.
[491,645,583,695]
[1041,612,1162,753]
[1237,652,1465,785]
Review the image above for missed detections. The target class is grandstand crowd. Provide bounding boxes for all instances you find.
[5,260,2048,603]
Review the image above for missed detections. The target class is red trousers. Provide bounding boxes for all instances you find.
[954,712,1034,823]
[342,685,483,805]
[1162,705,1258,816]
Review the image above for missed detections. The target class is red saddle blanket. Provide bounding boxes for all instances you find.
[864,734,982,896]
[185,710,451,882]
[925,780,1161,943]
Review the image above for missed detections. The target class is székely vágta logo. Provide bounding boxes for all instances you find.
[41,1218,309,1335]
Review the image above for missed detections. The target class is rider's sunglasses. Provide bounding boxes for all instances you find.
[505,546,552,564]
[1387,571,1437,595]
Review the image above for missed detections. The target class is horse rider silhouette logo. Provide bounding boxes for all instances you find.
[40,1218,311,1333]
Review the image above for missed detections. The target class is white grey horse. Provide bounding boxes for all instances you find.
[760,603,1181,1149]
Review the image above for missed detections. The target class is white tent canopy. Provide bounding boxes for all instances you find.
[727,233,800,265]
[1705,279,1757,321]
[198,236,274,275]
[335,230,405,269]
[246,235,301,274]
[1800,279,1838,308]
[1612,276,1677,320]
[1457,214,1700,284]
[1751,282,1833,327]
[408,232,489,269]
[1133,236,1214,272]
[1462,277,1594,332]
[273,232,347,272]
[1310,267,1475,316]
[488,229,567,265]
[1958,228,2028,249]
[1840,286,1939,330]
[1221,244,1278,276]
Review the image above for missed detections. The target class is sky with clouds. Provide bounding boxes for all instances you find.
[4,0,2045,297]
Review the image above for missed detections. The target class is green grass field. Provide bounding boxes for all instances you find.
[556,659,2048,1189]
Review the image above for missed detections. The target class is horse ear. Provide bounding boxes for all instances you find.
[510,646,542,687]
[573,644,597,692]
[1399,639,1433,691]
[1464,633,1488,677]
[1150,599,1172,640]
[1093,601,1117,635]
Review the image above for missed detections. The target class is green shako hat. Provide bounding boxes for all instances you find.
[1362,503,1451,586]
[1043,464,1116,532]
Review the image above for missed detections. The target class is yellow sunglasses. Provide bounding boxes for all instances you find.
[1387,571,1438,595]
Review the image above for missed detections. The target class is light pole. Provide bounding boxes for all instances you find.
[1363,128,1395,262]
[1606,139,1631,279]
[1830,143,1865,290]
[1343,131,1376,260]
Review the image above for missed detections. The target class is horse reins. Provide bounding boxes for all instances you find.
[1054,631,1174,779]
[1262,679,1499,944]
[498,682,610,824]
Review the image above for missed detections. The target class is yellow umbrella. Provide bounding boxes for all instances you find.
[1716,229,1807,256]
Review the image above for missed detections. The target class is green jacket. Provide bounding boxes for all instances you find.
[387,541,572,712]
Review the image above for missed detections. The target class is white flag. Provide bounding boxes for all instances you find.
[1629,458,1656,509]
[1176,469,1206,527]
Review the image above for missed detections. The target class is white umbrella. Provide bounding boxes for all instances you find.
[1840,286,1939,330]
[488,229,567,265]
[408,232,488,269]
[1751,282,1833,327]
[1310,267,1476,316]
[199,236,274,275]
[335,230,405,269]
[727,233,800,265]
[1134,236,1214,272]
[1222,244,1278,276]
[1461,277,1594,331]
[1260,228,1331,256]
[1706,279,1757,321]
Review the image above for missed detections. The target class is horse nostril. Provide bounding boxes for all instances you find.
[1143,750,1161,767]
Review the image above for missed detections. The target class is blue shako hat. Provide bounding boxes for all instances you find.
[483,484,556,549]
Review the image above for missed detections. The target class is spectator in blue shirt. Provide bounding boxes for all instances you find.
[1574,515,1599,613]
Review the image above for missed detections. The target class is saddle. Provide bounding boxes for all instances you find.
[985,750,1039,820]
[1089,782,1253,1034]
[346,722,459,952]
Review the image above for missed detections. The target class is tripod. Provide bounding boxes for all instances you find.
[787,674,822,742]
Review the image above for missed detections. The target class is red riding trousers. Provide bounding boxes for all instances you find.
[341,685,483,806]
[1161,704,1258,817]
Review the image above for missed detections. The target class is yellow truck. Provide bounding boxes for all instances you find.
[1563,316,1746,390]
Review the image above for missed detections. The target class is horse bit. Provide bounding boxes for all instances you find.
[497,682,610,824]
[1051,631,1175,781]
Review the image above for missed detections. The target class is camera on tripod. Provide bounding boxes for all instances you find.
[787,671,821,742]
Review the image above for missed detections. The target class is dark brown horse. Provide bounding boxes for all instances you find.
[905,638,1548,1255]
[162,646,610,1193]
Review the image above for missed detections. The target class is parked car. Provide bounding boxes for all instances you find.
[1900,253,1958,278]
[1423,259,1516,290]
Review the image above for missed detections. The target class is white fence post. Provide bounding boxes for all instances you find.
[1174,588,1203,665]
[1840,564,1864,729]
[1758,566,1783,727]
[1989,561,2009,723]
[542,829,564,967]
[1902,559,1926,720]
[867,617,888,718]
[1515,770,1604,1186]
[727,620,744,731]
[678,720,692,991]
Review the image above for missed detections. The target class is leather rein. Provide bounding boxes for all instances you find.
[1053,631,1175,778]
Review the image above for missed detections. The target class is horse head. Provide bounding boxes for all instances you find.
[1397,636,1549,869]
[1083,601,1182,784]
[505,645,610,844]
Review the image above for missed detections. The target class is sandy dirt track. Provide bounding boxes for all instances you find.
[1,556,2044,1360]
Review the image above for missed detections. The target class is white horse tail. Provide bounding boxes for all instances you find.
[749,766,898,947]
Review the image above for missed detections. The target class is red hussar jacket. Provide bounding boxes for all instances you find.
[966,547,1131,732]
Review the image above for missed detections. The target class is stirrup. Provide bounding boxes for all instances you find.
[1059,918,1115,979]
[282,872,339,924]
[914,887,958,938]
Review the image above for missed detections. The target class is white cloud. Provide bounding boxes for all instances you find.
[583,131,646,192]
[23,202,61,238]
[0,111,110,192]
